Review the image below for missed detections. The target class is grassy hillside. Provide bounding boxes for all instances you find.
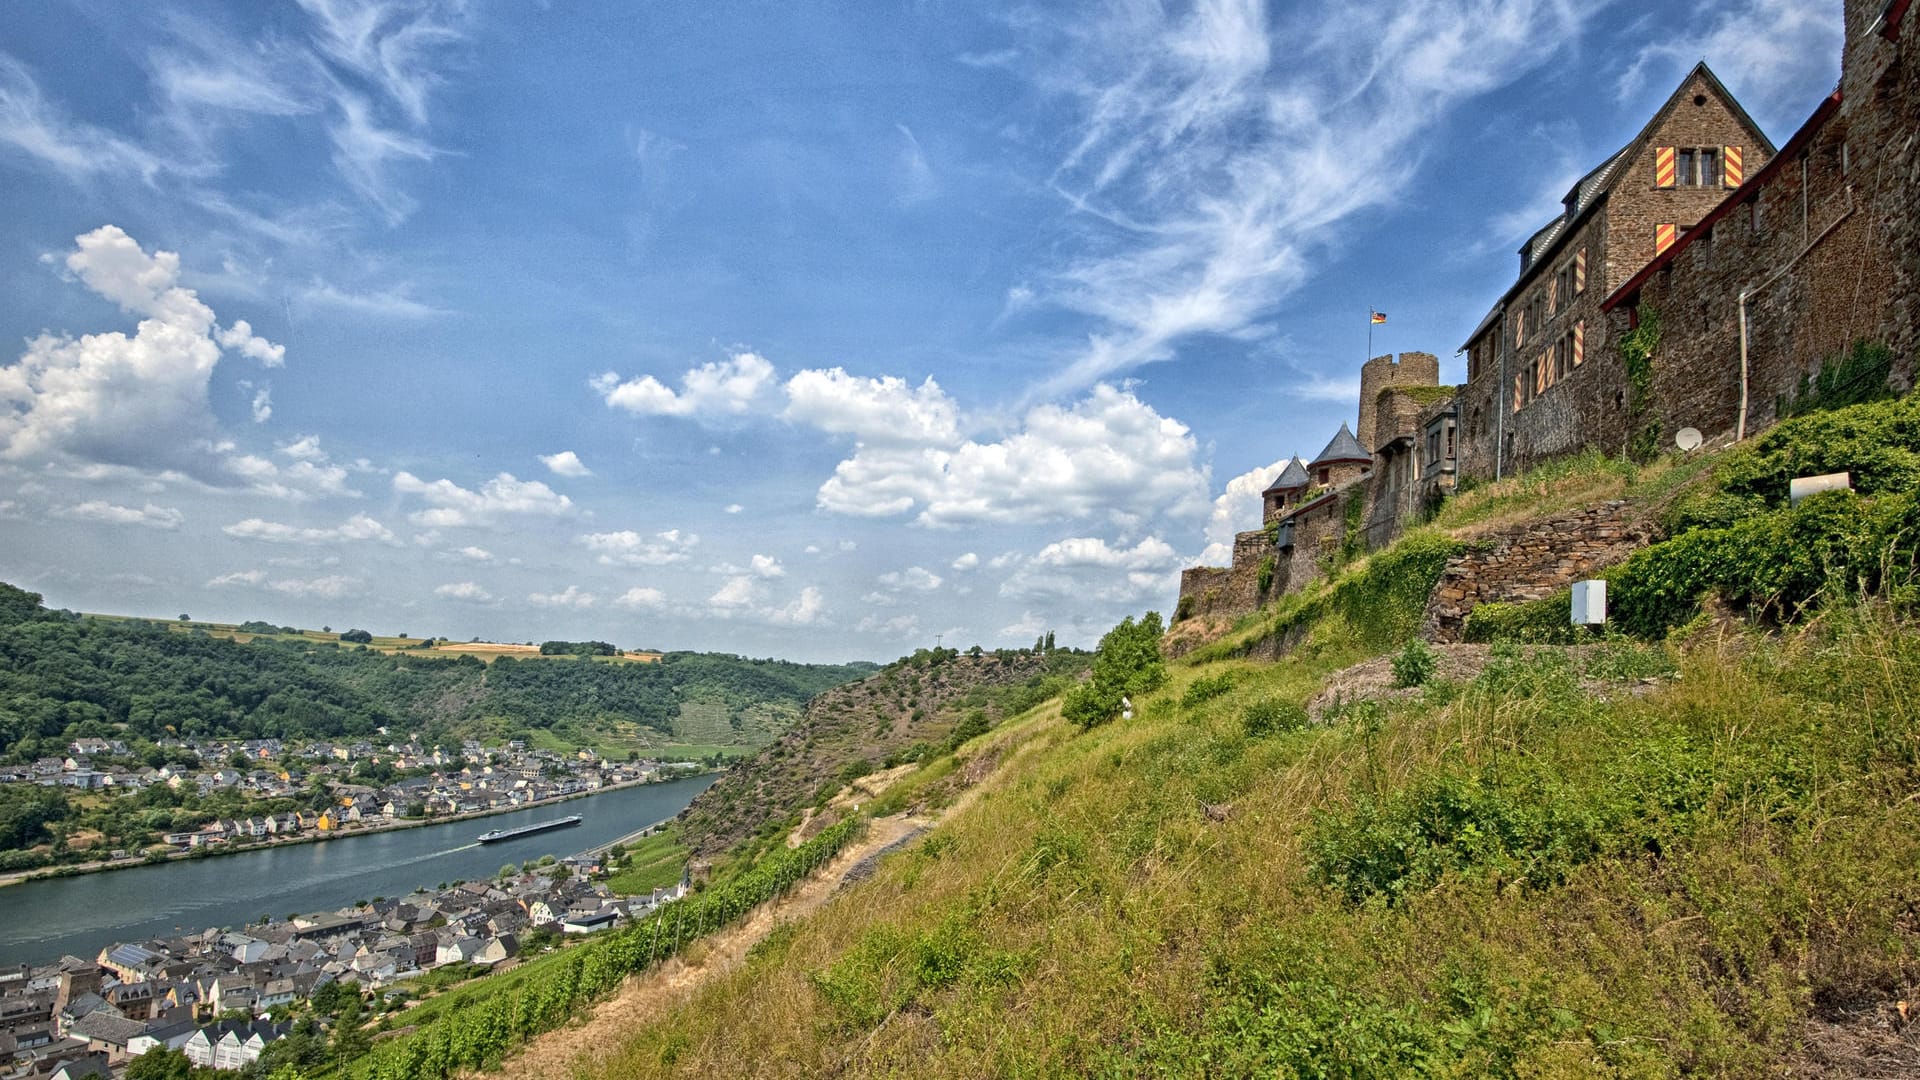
[550,398,1920,1077]
[675,646,1089,858]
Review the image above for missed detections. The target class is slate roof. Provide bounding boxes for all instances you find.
[1308,424,1371,467]
[1261,457,1310,495]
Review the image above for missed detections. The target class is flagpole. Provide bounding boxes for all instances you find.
[1367,308,1374,360]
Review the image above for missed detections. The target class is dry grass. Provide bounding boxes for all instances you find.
[561,614,1920,1078]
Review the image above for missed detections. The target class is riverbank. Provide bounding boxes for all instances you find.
[0,769,719,890]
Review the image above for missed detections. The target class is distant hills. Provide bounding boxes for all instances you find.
[0,582,876,761]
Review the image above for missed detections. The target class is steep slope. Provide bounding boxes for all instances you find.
[675,648,1086,857]
[559,398,1920,1078]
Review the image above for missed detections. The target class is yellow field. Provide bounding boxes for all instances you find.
[90,614,663,663]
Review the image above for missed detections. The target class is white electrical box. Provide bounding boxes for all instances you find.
[1571,579,1607,625]
[1789,472,1851,506]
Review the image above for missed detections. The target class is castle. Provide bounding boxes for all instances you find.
[1178,0,1920,627]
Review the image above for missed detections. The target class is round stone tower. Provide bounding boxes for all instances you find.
[1356,351,1441,453]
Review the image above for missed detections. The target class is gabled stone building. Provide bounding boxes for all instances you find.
[1456,63,1775,478]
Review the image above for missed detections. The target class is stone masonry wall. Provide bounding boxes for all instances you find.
[1357,352,1440,453]
[1422,501,1655,642]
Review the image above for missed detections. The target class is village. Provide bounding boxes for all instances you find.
[0,849,687,1079]
[0,734,699,872]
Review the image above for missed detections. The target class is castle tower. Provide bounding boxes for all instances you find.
[1356,351,1441,452]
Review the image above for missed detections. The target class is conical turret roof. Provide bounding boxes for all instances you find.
[1309,423,1371,467]
[1261,457,1310,495]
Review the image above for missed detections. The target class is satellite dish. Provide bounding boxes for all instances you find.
[1674,427,1702,452]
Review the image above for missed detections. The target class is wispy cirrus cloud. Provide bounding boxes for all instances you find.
[1003,0,1597,400]
[1615,0,1838,127]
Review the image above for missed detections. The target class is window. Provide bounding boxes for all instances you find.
[1672,147,1721,187]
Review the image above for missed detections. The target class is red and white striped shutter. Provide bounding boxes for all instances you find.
[1575,249,1587,292]
[1549,276,1559,313]
[1516,309,1526,348]
[1655,146,1677,188]
[1535,355,1547,393]
[1655,223,1676,254]
[1573,321,1585,366]
[1723,146,1743,188]
[1513,373,1523,410]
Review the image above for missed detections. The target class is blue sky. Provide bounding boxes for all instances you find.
[0,0,1841,661]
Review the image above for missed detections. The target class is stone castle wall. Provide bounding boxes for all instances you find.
[1357,352,1439,452]
[1422,502,1655,642]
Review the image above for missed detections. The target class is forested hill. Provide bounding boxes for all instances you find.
[677,645,1090,857]
[0,583,875,760]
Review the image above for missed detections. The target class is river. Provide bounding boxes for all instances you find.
[0,773,718,967]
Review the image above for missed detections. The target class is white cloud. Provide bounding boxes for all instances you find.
[54,501,184,530]
[769,585,827,626]
[326,90,437,224]
[877,566,943,592]
[783,368,960,446]
[816,383,1209,528]
[434,581,493,602]
[269,574,362,599]
[749,554,785,578]
[580,528,698,566]
[218,321,287,367]
[951,552,979,571]
[857,612,921,638]
[222,513,396,545]
[0,57,169,182]
[701,576,827,625]
[539,450,592,477]
[393,471,574,527]
[296,0,469,128]
[999,610,1049,639]
[455,545,492,562]
[724,503,743,514]
[300,280,448,319]
[1000,535,1184,605]
[279,435,327,462]
[1199,455,1293,565]
[0,227,287,477]
[250,386,273,423]
[207,569,361,598]
[528,585,596,608]
[614,586,668,610]
[1616,0,1840,124]
[593,352,775,418]
[1004,0,1598,399]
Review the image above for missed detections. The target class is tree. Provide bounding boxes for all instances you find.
[339,629,373,644]
[1061,612,1166,730]
[178,614,190,622]
[125,1047,194,1080]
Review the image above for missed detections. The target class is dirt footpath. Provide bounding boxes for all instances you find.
[489,811,930,1080]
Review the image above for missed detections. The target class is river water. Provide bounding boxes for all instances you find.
[0,773,718,967]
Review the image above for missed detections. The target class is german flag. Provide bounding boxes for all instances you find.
[1370,311,1387,324]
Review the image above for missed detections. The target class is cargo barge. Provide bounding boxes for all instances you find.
[477,814,583,844]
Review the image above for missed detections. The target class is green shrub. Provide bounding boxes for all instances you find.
[1240,698,1307,738]
[1180,671,1236,708]
[1716,391,1920,505]
[1611,488,1920,637]
[1462,593,1582,645]
[1390,639,1438,687]
[1061,613,1166,730]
